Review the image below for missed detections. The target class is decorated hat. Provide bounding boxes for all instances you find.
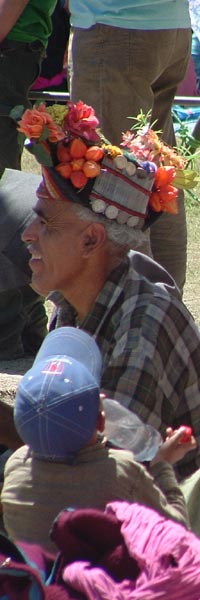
[14,327,102,462]
[16,100,198,230]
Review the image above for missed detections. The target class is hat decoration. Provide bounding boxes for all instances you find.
[16,100,199,228]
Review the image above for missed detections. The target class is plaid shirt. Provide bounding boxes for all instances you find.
[51,252,200,480]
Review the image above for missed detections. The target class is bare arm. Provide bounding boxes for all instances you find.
[0,0,29,42]
[151,427,197,466]
[146,426,197,525]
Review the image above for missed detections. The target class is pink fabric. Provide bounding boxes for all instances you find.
[177,57,199,96]
[63,502,200,600]
[32,71,66,90]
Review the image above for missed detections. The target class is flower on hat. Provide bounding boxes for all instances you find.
[150,166,178,214]
[16,100,199,223]
[121,111,199,213]
[18,100,105,185]
[17,103,65,143]
[64,100,100,142]
[122,127,187,170]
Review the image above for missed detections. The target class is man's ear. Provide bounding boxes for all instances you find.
[82,223,107,256]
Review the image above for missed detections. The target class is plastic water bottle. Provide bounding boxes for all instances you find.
[104,398,162,462]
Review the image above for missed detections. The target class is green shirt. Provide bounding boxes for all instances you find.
[7,0,57,47]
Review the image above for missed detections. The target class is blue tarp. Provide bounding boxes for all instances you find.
[173,105,200,133]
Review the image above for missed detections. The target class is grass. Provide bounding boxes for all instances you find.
[22,148,200,327]
[184,194,200,325]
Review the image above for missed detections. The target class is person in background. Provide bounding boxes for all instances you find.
[189,0,200,93]
[0,1,57,361]
[32,0,70,95]
[0,169,48,360]
[67,0,191,294]
[2,327,195,553]
[0,0,57,175]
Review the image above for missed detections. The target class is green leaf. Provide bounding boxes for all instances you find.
[34,99,44,108]
[39,126,51,141]
[18,131,26,154]
[24,140,53,167]
[9,104,25,122]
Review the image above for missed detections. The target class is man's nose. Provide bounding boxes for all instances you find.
[21,218,37,242]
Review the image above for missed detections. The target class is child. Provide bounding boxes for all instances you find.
[1,327,196,553]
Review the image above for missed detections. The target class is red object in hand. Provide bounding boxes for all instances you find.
[180,426,193,443]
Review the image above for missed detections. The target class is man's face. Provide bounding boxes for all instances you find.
[22,196,90,298]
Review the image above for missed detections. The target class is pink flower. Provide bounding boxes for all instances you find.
[64,100,100,142]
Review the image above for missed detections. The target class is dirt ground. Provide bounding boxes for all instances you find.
[183,202,200,326]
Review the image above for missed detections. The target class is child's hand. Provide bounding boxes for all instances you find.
[151,426,197,465]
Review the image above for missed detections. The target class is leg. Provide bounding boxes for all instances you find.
[69,27,190,145]
[150,195,187,292]
[69,26,190,290]
[0,286,47,360]
[150,29,191,292]
[69,26,154,144]
[0,289,25,359]
[21,286,48,355]
[0,39,44,174]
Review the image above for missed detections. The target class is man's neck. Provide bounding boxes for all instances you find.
[62,250,125,322]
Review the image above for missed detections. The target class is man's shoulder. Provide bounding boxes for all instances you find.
[127,251,181,299]
[124,252,198,326]
[105,253,200,360]
[118,253,188,322]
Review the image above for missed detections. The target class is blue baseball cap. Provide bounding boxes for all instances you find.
[14,328,102,462]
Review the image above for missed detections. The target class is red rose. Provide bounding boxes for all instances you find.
[64,100,100,142]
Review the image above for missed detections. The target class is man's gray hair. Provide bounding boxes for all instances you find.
[71,202,148,249]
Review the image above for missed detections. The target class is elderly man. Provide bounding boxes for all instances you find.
[4,97,196,484]
[21,192,200,479]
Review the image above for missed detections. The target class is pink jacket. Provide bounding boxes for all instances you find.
[61,502,200,600]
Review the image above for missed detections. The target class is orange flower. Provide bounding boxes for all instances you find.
[57,142,71,163]
[150,166,178,214]
[154,165,176,187]
[69,138,87,159]
[56,163,72,178]
[150,188,178,214]
[71,158,85,171]
[18,103,65,143]
[70,171,88,188]
[83,160,101,178]
[85,146,104,161]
